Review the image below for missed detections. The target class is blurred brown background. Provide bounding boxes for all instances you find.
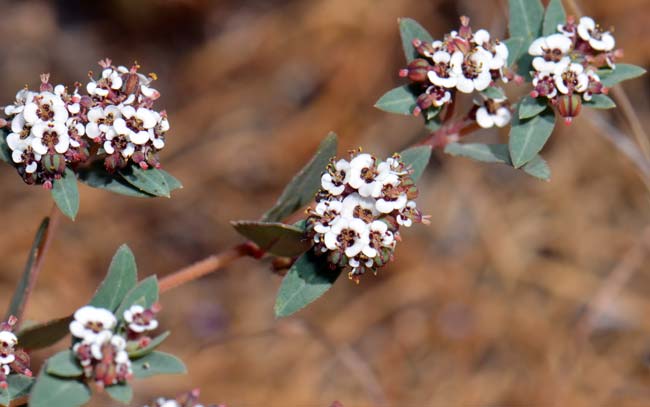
[0,0,649,405]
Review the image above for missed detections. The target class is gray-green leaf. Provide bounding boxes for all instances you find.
[89,244,138,312]
[105,384,133,404]
[51,168,80,221]
[262,133,337,222]
[482,87,506,100]
[131,351,187,379]
[518,95,549,119]
[0,130,10,163]
[509,106,556,168]
[503,37,525,67]
[398,17,434,62]
[374,85,418,115]
[0,374,34,407]
[29,369,91,407]
[521,154,551,180]
[128,331,171,359]
[583,94,616,109]
[543,0,566,36]
[597,64,647,87]
[231,221,310,257]
[119,165,170,198]
[17,315,72,350]
[78,161,155,198]
[115,276,159,319]
[509,0,544,40]
[400,145,432,182]
[46,350,83,378]
[274,251,342,318]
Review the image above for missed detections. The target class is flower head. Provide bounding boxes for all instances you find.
[69,305,117,342]
[475,96,512,129]
[0,316,33,388]
[124,305,159,333]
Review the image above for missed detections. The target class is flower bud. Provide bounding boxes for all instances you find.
[404,59,431,82]
[42,153,66,175]
[556,94,582,124]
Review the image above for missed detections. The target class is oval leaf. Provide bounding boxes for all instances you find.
[0,374,34,406]
[584,94,616,109]
[262,133,337,222]
[509,0,544,40]
[231,221,310,257]
[131,351,187,379]
[29,369,91,407]
[274,251,342,318]
[521,155,551,180]
[543,0,566,36]
[0,130,10,163]
[597,64,647,87]
[78,161,154,198]
[398,18,434,62]
[128,331,170,359]
[119,165,170,198]
[482,87,505,100]
[89,244,138,311]
[105,383,133,404]
[400,145,432,182]
[374,85,417,115]
[518,95,549,119]
[17,315,72,350]
[51,168,80,221]
[503,37,525,67]
[46,350,83,378]
[115,276,159,320]
[509,106,556,168]
[444,143,510,164]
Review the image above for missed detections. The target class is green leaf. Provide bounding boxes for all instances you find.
[231,221,310,257]
[584,94,616,109]
[597,64,647,87]
[374,85,417,115]
[509,106,556,168]
[29,368,91,407]
[262,133,338,222]
[0,374,34,406]
[46,350,83,378]
[482,87,506,100]
[128,331,171,359]
[158,169,183,192]
[398,17,434,62]
[6,218,49,321]
[105,384,133,404]
[17,315,72,350]
[503,37,525,67]
[115,276,159,320]
[78,161,155,198]
[509,0,544,40]
[119,165,170,198]
[0,130,10,163]
[51,168,80,221]
[518,95,549,119]
[274,251,342,318]
[89,244,138,312]
[131,351,187,379]
[400,145,432,182]
[521,155,551,180]
[543,0,566,36]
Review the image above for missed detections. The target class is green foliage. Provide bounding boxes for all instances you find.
[6,218,49,320]
[398,18,433,62]
[0,130,10,163]
[508,0,544,77]
[89,245,138,312]
[482,87,506,100]
[231,221,310,257]
[128,331,171,359]
[508,106,556,168]
[262,133,338,222]
[400,145,432,182]
[275,251,342,318]
[78,161,156,198]
[374,85,418,115]
[543,0,566,36]
[518,95,549,119]
[597,64,647,87]
[0,374,34,407]
[29,368,90,407]
[115,276,159,320]
[131,351,187,379]
[17,315,72,350]
[51,168,80,221]
[119,165,173,198]
[584,94,616,109]
[503,38,525,67]
[46,350,83,378]
[444,143,551,180]
[105,383,133,404]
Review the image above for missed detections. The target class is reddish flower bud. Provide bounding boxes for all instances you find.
[404,59,431,82]
[556,94,582,123]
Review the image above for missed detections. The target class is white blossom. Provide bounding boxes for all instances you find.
[450,49,493,93]
[22,92,68,125]
[553,62,589,94]
[31,121,70,155]
[323,217,369,258]
[321,159,351,195]
[69,305,117,342]
[528,34,572,73]
[476,98,512,129]
[124,305,159,333]
[577,16,615,51]
[113,106,157,145]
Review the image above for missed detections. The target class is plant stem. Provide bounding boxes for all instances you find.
[159,242,262,293]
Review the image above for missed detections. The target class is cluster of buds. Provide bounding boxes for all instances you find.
[399,16,511,117]
[306,151,428,282]
[144,389,221,407]
[0,316,32,388]
[69,304,160,387]
[1,59,170,187]
[528,16,620,123]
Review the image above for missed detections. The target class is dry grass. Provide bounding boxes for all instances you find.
[0,0,649,405]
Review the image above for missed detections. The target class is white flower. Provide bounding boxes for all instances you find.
[113,106,157,145]
[341,192,378,219]
[348,154,397,198]
[490,42,509,71]
[85,106,121,140]
[102,68,123,90]
[427,51,457,88]
[69,305,117,342]
[397,201,418,227]
[553,62,589,94]
[450,49,493,93]
[22,92,68,125]
[0,331,17,349]
[31,121,70,155]
[375,190,408,214]
[4,89,35,116]
[104,138,136,158]
[323,217,369,257]
[577,16,615,51]
[529,34,572,73]
[476,98,512,128]
[313,199,343,234]
[150,117,169,150]
[124,305,159,333]
[0,353,14,365]
[473,29,491,46]
[321,159,351,195]
[362,221,394,258]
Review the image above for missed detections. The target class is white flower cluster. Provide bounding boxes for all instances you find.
[85,60,169,171]
[400,17,510,117]
[69,304,159,387]
[307,152,426,282]
[528,16,617,122]
[0,316,32,387]
[3,76,89,185]
[0,330,18,381]
[475,96,512,129]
